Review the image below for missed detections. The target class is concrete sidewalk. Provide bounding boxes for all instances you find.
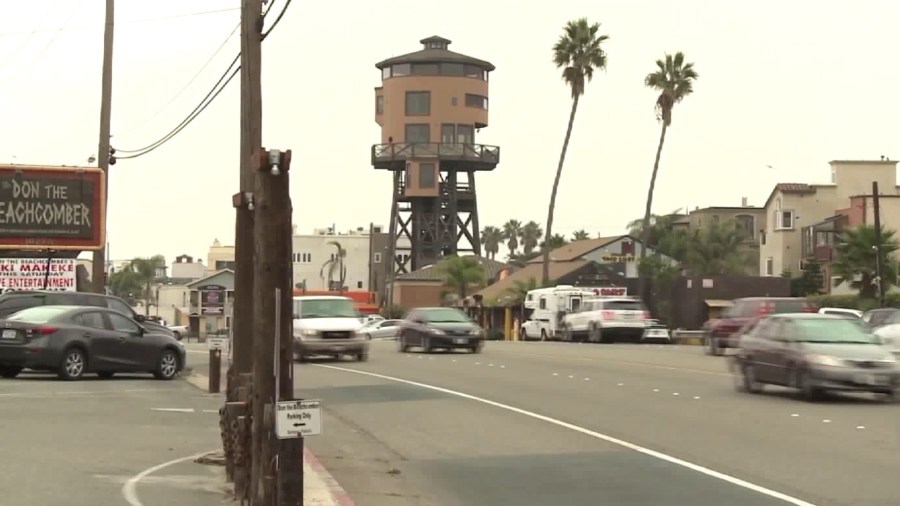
[184,368,354,506]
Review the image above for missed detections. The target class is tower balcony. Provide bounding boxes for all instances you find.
[372,142,500,171]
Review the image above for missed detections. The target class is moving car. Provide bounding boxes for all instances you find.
[0,290,175,337]
[705,297,817,356]
[292,295,368,362]
[398,307,484,353]
[359,319,402,340]
[0,305,186,381]
[731,313,898,402]
[818,307,863,319]
[862,308,900,331]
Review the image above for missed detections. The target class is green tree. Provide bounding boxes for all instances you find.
[542,18,609,286]
[502,219,523,255]
[684,219,750,276]
[520,221,543,254]
[638,52,698,297]
[320,241,347,292]
[481,226,503,260]
[128,255,165,315]
[109,265,142,304]
[638,254,680,322]
[438,255,486,301]
[572,229,590,240]
[504,277,539,306]
[832,225,899,299]
[790,257,825,296]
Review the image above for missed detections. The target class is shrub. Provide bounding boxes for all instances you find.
[807,294,900,311]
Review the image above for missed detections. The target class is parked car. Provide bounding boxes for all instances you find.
[0,305,186,381]
[705,297,817,356]
[167,324,189,340]
[818,307,863,319]
[861,308,900,330]
[359,319,402,340]
[292,295,368,362]
[0,291,174,337]
[398,307,484,353]
[871,322,900,359]
[731,313,898,402]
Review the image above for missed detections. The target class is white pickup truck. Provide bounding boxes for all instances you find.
[167,324,189,341]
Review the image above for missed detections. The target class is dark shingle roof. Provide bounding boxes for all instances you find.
[774,183,815,194]
[396,255,508,282]
[375,36,495,71]
[526,236,627,263]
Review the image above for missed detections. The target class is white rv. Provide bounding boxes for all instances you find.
[520,285,595,340]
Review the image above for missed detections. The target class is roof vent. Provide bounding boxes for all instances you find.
[420,35,451,50]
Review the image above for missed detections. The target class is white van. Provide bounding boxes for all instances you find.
[292,295,369,362]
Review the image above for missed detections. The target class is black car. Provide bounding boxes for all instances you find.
[0,290,174,337]
[398,307,484,353]
[0,305,186,380]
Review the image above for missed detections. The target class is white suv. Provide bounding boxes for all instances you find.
[292,296,369,362]
[562,297,650,343]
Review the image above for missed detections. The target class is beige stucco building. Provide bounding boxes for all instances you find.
[673,198,765,274]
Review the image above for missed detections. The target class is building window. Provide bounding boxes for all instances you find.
[712,215,719,224]
[374,252,382,263]
[405,91,430,116]
[405,124,430,143]
[392,63,411,76]
[775,210,795,230]
[411,63,439,75]
[759,231,766,245]
[419,163,436,188]
[376,95,383,114]
[765,257,774,276]
[381,67,391,80]
[465,93,488,109]
[456,124,474,144]
[735,215,755,240]
[441,124,456,144]
[441,63,464,75]
[357,281,363,289]
[463,65,486,80]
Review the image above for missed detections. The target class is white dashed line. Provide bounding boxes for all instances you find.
[673,393,680,396]
[552,373,559,376]
[653,388,659,392]
[617,383,624,386]
[500,365,506,369]
[856,425,866,430]
[452,359,457,363]
[475,362,480,365]
[822,419,831,424]
[583,378,590,381]
[489,364,494,367]
[791,414,799,417]
[693,396,700,400]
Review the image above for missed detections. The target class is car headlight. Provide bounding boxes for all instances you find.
[470,329,482,336]
[430,328,445,335]
[299,329,319,337]
[807,354,845,367]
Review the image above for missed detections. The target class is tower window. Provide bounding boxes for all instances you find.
[405,124,430,143]
[465,94,488,109]
[376,95,384,114]
[411,63,439,75]
[419,163,436,188]
[405,91,430,116]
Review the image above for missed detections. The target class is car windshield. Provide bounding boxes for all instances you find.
[771,300,810,313]
[6,306,70,323]
[425,308,471,323]
[794,318,878,344]
[299,299,357,318]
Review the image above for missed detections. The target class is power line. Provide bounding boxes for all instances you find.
[0,0,59,73]
[0,0,85,85]
[112,22,240,137]
[114,0,292,160]
[0,7,240,38]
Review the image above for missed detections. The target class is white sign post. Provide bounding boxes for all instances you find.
[275,399,322,439]
[207,337,228,351]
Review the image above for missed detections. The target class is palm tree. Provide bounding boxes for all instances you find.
[320,241,347,292]
[481,226,503,260]
[109,265,143,304]
[504,277,539,306]
[832,225,899,299]
[439,255,486,301]
[638,52,698,299]
[129,255,165,315]
[542,233,568,251]
[542,18,609,285]
[572,229,590,241]
[520,221,543,254]
[685,219,750,276]
[502,220,523,255]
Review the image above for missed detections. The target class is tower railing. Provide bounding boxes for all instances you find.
[372,142,500,165]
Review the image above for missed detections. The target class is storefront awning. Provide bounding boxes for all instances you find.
[705,299,733,308]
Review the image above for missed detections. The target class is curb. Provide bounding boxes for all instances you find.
[185,370,354,506]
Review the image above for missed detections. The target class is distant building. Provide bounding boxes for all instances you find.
[171,254,206,280]
[207,239,235,271]
[291,225,388,297]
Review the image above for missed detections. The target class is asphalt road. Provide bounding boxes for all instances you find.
[297,340,900,506]
[0,369,227,506]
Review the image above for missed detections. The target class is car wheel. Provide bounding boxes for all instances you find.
[471,342,483,354]
[153,349,179,380]
[173,332,182,341]
[876,389,897,404]
[737,362,763,393]
[588,323,603,343]
[795,368,822,402]
[357,350,369,362]
[520,328,528,341]
[365,333,372,340]
[422,337,433,353]
[540,329,548,341]
[58,347,86,381]
[97,371,115,379]
[398,335,409,353]
[0,366,22,379]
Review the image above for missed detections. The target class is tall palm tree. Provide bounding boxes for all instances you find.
[638,52,698,300]
[481,226,503,260]
[129,255,165,315]
[685,219,750,276]
[543,233,568,251]
[832,225,899,299]
[320,241,347,292]
[572,229,590,241]
[542,18,609,285]
[520,221,543,254]
[502,220,523,255]
[439,255,486,301]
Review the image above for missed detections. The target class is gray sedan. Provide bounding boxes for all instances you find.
[359,319,403,340]
[0,305,186,381]
[732,313,899,402]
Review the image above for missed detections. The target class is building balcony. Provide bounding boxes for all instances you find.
[372,142,500,171]
[813,245,834,262]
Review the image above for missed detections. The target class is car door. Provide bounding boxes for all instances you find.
[753,318,784,383]
[375,320,401,339]
[105,312,156,370]
[73,310,122,370]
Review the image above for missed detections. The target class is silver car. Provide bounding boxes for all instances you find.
[732,313,899,402]
[359,319,402,340]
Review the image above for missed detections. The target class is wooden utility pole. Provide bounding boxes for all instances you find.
[225,0,263,492]
[250,150,301,505]
[92,0,114,294]
[873,181,886,307]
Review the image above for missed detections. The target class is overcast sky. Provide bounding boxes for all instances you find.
[1,0,897,265]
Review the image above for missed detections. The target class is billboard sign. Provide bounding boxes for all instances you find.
[0,258,77,293]
[0,165,106,250]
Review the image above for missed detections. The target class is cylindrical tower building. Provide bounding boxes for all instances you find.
[372,36,499,275]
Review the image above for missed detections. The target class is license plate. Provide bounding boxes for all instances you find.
[1,329,16,339]
[621,313,633,319]
[453,338,468,344]
[330,345,345,352]
[855,374,888,385]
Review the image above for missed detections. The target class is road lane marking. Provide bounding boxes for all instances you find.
[856,425,866,429]
[0,388,161,398]
[122,450,214,506]
[314,364,819,506]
